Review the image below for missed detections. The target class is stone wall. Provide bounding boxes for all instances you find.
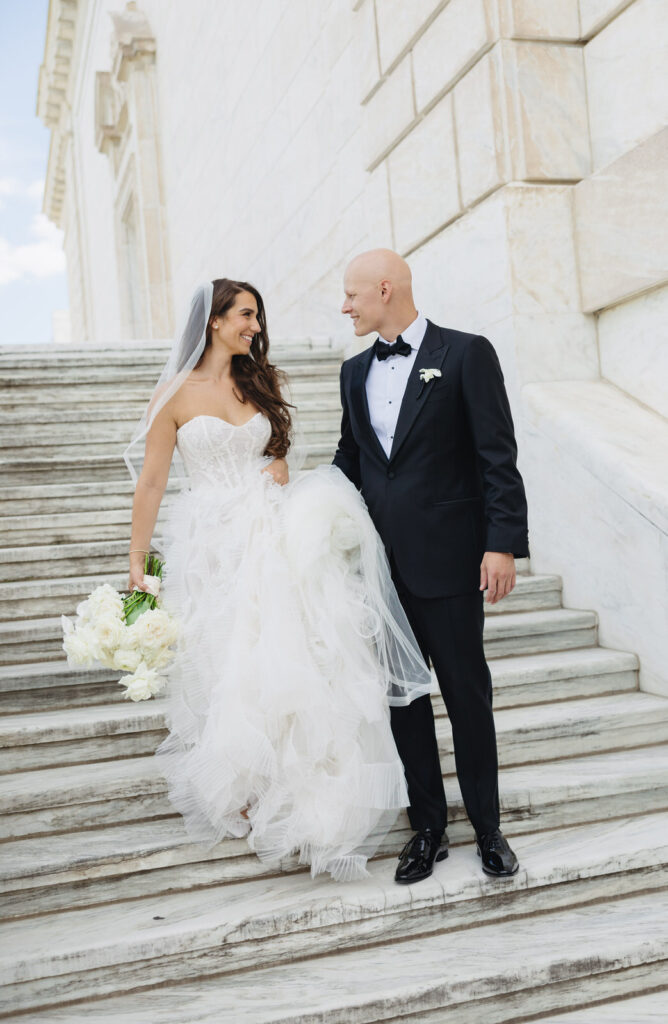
[39,0,667,692]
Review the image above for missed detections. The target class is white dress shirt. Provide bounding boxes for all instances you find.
[365,311,428,458]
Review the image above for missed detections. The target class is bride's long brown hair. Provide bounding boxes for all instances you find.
[196,278,293,459]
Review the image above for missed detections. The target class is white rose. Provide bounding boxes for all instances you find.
[143,646,175,670]
[87,584,124,618]
[62,623,102,667]
[113,646,143,672]
[75,597,94,623]
[92,612,126,654]
[129,608,179,654]
[120,663,166,701]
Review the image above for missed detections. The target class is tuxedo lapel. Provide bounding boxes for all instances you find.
[389,320,450,462]
[350,343,390,463]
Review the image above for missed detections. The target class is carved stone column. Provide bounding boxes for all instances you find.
[95,2,173,340]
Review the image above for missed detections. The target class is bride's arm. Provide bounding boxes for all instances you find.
[128,408,177,590]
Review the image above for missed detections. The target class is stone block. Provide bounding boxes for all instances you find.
[579,0,635,38]
[574,127,668,312]
[362,160,395,250]
[454,47,508,207]
[352,0,381,102]
[506,185,584,314]
[497,0,581,39]
[375,0,442,73]
[584,0,668,172]
[522,379,668,697]
[363,53,415,168]
[502,40,590,180]
[412,0,495,113]
[512,313,599,384]
[388,94,460,253]
[598,283,668,419]
[408,189,513,333]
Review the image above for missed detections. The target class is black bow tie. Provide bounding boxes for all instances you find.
[374,335,412,361]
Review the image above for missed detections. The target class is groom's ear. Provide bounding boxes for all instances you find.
[379,279,392,303]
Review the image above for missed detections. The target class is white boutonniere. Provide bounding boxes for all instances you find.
[419,368,442,383]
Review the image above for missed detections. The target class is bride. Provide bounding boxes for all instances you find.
[124,278,432,882]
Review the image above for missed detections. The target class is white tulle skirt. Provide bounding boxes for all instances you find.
[154,463,431,882]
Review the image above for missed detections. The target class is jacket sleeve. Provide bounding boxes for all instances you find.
[461,335,529,557]
[332,362,361,490]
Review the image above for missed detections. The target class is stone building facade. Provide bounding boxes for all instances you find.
[38,0,667,693]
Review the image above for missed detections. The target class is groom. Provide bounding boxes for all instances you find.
[333,249,529,884]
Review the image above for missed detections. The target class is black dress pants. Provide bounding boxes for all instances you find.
[389,553,501,838]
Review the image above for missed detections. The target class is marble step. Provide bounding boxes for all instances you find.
[2,760,662,921]
[0,572,130,620]
[0,569,561,619]
[0,345,172,365]
[10,889,666,1024]
[0,395,342,429]
[0,507,155,547]
[0,377,341,410]
[0,415,342,450]
[1,821,667,1017]
[0,606,596,666]
[0,433,340,464]
[0,480,155,517]
[0,442,332,485]
[0,644,634,716]
[0,360,343,388]
[0,660,121,712]
[0,428,341,462]
[0,342,338,366]
[481,606,597,658]
[539,991,668,1021]
[438,689,668,765]
[0,540,140,583]
[3,734,667,843]
[1,688,661,776]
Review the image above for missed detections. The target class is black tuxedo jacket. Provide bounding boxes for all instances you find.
[333,319,529,598]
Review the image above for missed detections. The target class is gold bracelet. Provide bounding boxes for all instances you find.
[129,549,150,555]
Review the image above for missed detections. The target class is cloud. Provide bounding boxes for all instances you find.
[0,176,19,198]
[0,212,65,285]
[0,176,45,208]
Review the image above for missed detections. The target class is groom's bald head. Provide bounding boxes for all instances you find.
[342,248,418,340]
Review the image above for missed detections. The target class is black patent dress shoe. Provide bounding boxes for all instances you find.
[476,828,519,876]
[395,828,449,884]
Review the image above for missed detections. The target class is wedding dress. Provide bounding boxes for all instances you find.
[153,410,431,882]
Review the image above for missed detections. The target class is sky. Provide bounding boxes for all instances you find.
[0,0,68,345]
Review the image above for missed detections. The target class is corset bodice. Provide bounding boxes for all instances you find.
[175,413,272,488]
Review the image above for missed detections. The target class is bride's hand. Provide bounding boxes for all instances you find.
[262,457,289,486]
[128,555,150,592]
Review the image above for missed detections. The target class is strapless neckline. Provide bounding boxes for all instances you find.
[176,412,263,434]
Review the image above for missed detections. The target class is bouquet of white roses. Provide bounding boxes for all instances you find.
[61,554,179,701]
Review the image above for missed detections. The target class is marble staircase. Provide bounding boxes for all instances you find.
[0,344,667,1021]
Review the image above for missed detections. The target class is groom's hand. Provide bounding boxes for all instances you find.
[480,552,516,604]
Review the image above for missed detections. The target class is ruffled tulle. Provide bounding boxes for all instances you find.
[154,441,431,882]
